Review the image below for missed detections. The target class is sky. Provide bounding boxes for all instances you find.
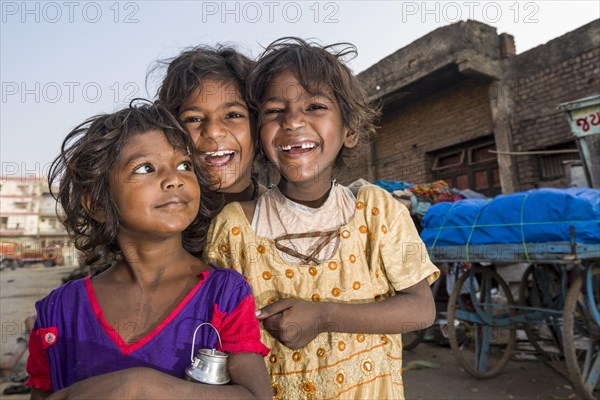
[1,1,599,179]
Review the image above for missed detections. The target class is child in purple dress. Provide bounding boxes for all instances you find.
[26,101,271,399]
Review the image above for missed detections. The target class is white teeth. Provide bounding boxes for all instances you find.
[280,143,316,151]
[204,150,235,157]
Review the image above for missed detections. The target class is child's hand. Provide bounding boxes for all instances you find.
[256,298,327,349]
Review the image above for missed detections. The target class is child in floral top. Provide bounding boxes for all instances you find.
[205,38,439,399]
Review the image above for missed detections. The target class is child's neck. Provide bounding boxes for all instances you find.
[278,179,334,209]
[223,178,256,204]
[113,236,205,286]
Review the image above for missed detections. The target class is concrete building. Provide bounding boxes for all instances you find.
[0,177,41,237]
[341,19,599,195]
[0,176,73,265]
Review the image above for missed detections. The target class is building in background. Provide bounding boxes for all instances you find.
[341,19,599,195]
[0,176,74,267]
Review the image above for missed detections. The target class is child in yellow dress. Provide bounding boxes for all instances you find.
[204,38,439,400]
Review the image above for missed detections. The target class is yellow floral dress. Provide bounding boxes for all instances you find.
[204,185,439,399]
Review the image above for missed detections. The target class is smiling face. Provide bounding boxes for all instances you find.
[108,129,200,242]
[178,79,254,194]
[260,70,358,201]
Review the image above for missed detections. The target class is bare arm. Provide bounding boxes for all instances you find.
[45,353,271,400]
[225,352,272,399]
[257,278,435,349]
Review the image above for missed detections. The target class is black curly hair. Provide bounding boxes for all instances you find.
[48,100,220,264]
[247,37,380,169]
[154,44,258,151]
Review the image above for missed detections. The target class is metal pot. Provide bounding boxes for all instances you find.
[185,322,230,385]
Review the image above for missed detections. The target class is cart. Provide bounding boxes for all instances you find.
[421,189,599,400]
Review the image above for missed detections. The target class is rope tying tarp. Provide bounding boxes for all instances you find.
[421,188,600,250]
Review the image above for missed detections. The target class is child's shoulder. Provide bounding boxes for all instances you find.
[221,200,246,215]
[35,276,88,313]
[208,201,255,244]
[207,264,250,285]
[44,276,87,298]
[212,201,247,225]
[352,183,411,221]
[205,264,253,297]
[355,183,398,205]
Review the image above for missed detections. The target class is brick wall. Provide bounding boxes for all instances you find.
[340,79,494,185]
[337,145,370,184]
[348,19,599,191]
[506,45,600,189]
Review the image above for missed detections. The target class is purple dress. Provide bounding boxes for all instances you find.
[26,266,268,392]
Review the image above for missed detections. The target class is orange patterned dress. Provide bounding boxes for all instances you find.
[204,184,439,399]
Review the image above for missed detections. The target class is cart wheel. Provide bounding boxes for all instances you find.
[518,264,565,360]
[402,329,425,351]
[563,265,600,400]
[447,266,516,378]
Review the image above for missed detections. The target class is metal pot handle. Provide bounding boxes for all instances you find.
[190,322,224,362]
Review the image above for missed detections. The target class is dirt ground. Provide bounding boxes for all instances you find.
[0,266,587,400]
[402,341,579,400]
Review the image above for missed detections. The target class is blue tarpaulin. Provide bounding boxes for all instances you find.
[421,188,600,247]
[373,180,413,192]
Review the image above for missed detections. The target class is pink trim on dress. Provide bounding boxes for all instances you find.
[25,328,52,391]
[84,272,210,355]
[216,295,270,357]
